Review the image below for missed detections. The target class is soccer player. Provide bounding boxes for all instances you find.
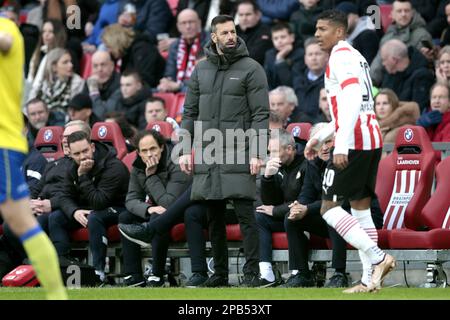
[304,10,395,293]
[0,17,67,300]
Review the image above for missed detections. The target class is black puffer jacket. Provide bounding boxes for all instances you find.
[59,142,130,219]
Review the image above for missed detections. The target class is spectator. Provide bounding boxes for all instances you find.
[370,0,433,86]
[293,37,328,123]
[257,0,300,24]
[287,123,384,288]
[256,129,306,287]
[29,48,85,115]
[269,86,299,126]
[426,0,447,39]
[379,39,435,112]
[174,0,212,30]
[417,82,450,143]
[25,98,66,145]
[335,1,379,65]
[264,22,305,90]
[236,0,273,65]
[144,97,179,131]
[84,0,120,49]
[374,88,420,144]
[435,46,450,87]
[102,23,165,88]
[48,130,129,283]
[118,130,208,287]
[157,9,208,93]
[67,93,101,127]
[82,50,121,120]
[27,0,46,30]
[109,70,151,130]
[289,0,322,48]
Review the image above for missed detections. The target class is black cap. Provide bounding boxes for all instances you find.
[68,94,92,111]
[335,1,358,15]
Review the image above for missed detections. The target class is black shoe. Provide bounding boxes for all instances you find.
[259,269,285,288]
[118,223,154,248]
[325,272,349,288]
[185,272,209,288]
[241,272,261,287]
[123,274,146,287]
[281,271,315,288]
[200,274,229,287]
[147,274,165,287]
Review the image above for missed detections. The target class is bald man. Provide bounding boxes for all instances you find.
[83,50,122,120]
[157,9,208,93]
[380,39,434,112]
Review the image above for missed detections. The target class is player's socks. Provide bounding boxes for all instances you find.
[259,262,275,282]
[322,207,384,264]
[20,225,68,300]
[351,208,378,285]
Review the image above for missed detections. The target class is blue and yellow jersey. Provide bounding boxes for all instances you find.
[0,17,27,154]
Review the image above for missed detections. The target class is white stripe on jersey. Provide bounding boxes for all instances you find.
[325,40,382,151]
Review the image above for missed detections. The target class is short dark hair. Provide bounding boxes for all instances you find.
[237,0,260,12]
[317,9,348,31]
[211,15,234,33]
[135,129,166,152]
[146,96,166,107]
[271,22,293,35]
[26,98,47,110]
[104,112,136,140]
[121,69,142,83]
[67,131,91,148]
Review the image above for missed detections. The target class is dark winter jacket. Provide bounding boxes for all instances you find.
[380,46,435,112]
[236,21,273,66]
[181,37,270,200]
[289,3,322,47]
[82,71,121,120]
[125,143,191,219]
[293,69,324,119]
[299,157,383,228]
[30,155,73,211]
[260,153,306,220]
[85,0,119,47]
[348,16,379,65]
[264,46,305,90]
[59,142,130,219]
[257,0,300,24]
[121,32,166,88]
[111,85,152,130]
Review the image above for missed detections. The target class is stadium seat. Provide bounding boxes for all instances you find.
[380,4,392,33]
[34,126,64,162]
[145,120,174,140]
[153,92,177,116]
[389,157,450,249]
[80,52,93,79]
[286,122,312,141]
[375,125,436,247]
[91,122,128,160]
[122,151,137,172]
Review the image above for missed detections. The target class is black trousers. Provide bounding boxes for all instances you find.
[119,186,208,276]
[284,212,347,272]
[206,199,259,276]
[255,212,285,263]
[48,208,121,271]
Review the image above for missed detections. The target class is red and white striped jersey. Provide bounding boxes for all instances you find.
[325,40,382,153]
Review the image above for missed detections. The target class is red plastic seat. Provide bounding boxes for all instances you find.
[122,151,137,172]
[170,92,186,120]
[145,120,174,140]
[380,4,393,33]
[91,122,128,159]
[80,52,93,79]
[153,92,177,116]
[375,125,436,248]
[389,157,450,249]
[286,122,312,141]
[34,126,64,162]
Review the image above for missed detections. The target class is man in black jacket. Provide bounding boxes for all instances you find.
[48,131,129,282]
[255,129,306,287]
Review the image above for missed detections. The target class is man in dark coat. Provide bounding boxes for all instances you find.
[48,130,129,282]
[179,15,270,287]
